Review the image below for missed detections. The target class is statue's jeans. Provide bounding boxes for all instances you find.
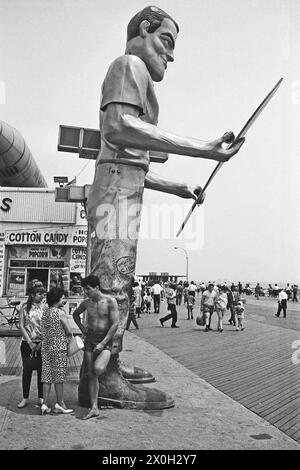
[87,162,146,353]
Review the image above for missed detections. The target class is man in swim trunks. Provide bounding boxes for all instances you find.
[72,275,119,419]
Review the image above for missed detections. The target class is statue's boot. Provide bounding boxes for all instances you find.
[78,355,174,410]
[119,360,155,384]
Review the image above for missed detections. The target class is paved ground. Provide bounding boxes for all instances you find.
[0,300,300,450]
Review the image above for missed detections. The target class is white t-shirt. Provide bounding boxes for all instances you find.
[151,284,163,295]
[215,292,228,310]
[201,290,217,307]
[278,291,288,302]
[188,284,197,292]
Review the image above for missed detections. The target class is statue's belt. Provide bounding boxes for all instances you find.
[97,158,148,173]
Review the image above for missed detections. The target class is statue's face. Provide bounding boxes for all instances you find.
[140,18,177,82]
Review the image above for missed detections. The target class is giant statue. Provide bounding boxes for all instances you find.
[78,5,244,410]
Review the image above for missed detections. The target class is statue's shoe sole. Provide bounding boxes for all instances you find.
[78,391,175,410]
[97,395,175,410]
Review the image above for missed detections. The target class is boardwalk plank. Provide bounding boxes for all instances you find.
[249,382,300,411]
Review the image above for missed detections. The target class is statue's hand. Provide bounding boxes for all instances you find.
[190,185,206,205]
[208,132,245,162]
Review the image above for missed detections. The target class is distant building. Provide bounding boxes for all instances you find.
[139,272,185,284]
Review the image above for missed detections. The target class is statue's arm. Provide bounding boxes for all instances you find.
[144,171,205,203]
[102,103,244,163]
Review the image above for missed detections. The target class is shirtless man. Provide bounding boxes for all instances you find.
[72,275,119,419]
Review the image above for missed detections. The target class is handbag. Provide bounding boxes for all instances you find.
[67,335,84,357]
[196,313,206,327]
[23,350,42,371]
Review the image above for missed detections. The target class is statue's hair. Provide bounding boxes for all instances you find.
[127,5,179,42]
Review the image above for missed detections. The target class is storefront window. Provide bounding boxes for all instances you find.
[70,273,83,296]
[26,269,48,293]
[49,268,70,293]
[5,245,71,296]
[4,245,86,297]
[7,269,26,296]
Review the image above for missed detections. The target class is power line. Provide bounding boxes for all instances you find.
[73,159,92,180]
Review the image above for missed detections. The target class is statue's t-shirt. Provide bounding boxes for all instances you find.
[98,54,159,172]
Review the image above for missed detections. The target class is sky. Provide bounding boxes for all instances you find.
[1,0,299,284]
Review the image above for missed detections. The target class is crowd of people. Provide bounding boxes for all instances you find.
[124,278,298,331]
[121,279,246,332]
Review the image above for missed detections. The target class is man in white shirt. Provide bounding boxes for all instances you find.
[151,283,163,314]
[275,290,288,318]
[159,283,178,328]
[188,281,197,297]
[200,282,206,293]
[201,283,217,331]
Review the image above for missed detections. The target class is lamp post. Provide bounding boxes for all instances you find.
[174,247,188,282]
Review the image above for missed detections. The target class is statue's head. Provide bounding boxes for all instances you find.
[126,5,179,82]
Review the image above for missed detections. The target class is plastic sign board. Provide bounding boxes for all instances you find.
[58,125,168,163]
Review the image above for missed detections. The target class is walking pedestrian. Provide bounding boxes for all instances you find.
[255,283,260,300]
[285,284,292,301]
[144,290,152,314]
[215,285,227,332]
[188,281,197,297]
[235,301,245,331]
[133,280,142,318]
[126,288,139,330]
[151,282,163,314]
[183,281,189,305]
[160,283,179,328]
[186,293,195,320]
[175,281,183,306]
[201,283,217,331]
[227,287,236,326]
[275,289,288,318]
[292,284,298,302]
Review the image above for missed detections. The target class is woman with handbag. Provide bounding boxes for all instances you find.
[41,287,73,415]
[18,286,46,409]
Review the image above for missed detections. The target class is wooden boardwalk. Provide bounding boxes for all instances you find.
[133,296,300,444]
[1,295,300,444]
